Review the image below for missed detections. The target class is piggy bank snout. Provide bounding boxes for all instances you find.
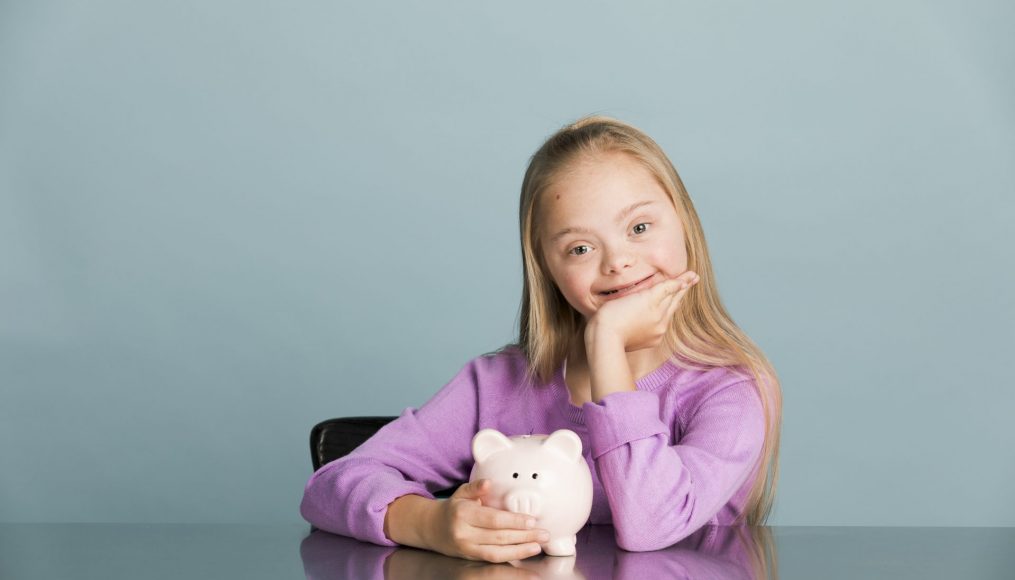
[504,489,544,517]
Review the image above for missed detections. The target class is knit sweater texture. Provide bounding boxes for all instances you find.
[299,346,767,551]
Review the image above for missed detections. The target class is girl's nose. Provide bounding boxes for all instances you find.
[601,247,636,274]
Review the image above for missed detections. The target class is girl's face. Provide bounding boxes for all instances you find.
[538,152,689,320]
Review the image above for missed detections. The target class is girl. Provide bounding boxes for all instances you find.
[300,115,782,564]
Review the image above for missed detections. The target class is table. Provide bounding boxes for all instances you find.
[0,523,1011,579]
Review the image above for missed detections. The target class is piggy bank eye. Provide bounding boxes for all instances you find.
[532,473,538,479]
[512,473,519,478]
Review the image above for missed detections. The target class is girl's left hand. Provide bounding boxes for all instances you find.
[585,270,700,352]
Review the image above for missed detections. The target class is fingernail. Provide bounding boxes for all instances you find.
[526,518,536,528]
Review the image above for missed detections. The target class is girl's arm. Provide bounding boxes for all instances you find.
[580,272,763,548]
[299,362,479,547]
[585,380,765,550]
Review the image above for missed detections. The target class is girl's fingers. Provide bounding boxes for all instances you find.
[461,508,547,562]
[662,274,697,314]
[662,286,683,312]
[470,541,544,564]
[665,272,698,291]
[468,506,549,547]
[681,271,700,289]
[661,275,696,299]
[657,277,686,304]
[665,287,684,317]
[472,505,535,530]
[453,478,490,501]
[472,525,549,546]
[678,273,700,294]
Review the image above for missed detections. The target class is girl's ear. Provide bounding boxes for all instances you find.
[542,429,583,462]
[472,428,513,463]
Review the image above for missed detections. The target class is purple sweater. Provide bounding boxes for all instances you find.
[299,346,767,552]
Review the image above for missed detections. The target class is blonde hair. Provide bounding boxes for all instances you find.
[500,114,782,526]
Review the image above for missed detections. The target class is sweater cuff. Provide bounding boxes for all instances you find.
[582,390,668,459]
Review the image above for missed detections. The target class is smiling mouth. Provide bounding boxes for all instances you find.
[599,275,653,296]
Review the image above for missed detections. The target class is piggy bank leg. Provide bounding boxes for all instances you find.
[542,534,577,556]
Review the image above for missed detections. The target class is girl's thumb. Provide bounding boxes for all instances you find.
[458,479,489,498]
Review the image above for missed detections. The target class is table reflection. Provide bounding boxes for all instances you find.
[300,524,777,580]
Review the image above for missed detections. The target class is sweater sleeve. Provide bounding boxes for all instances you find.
[299,361,480,546]
[581,380,766,552]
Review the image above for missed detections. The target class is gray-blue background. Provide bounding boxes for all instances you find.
[2,1,1012,526]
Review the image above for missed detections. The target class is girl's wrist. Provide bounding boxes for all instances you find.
[385,494,439,550]
[584,322,636,402]
[584,321,625,354]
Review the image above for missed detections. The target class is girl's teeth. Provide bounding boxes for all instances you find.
[603,279,644,295]
[596,276,653,294]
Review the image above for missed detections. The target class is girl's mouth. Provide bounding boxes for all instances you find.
[599,274,655,299]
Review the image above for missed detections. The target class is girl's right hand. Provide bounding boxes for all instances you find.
[427,479,549,563]
[587,271,699,352]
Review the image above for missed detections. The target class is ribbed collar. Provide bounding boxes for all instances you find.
[551,356,681,425]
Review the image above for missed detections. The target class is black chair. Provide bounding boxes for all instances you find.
[309,416,459,498]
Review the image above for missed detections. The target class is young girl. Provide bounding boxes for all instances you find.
[300,115,782,564]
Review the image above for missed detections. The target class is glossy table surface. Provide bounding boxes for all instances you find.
[1,523,1011,579]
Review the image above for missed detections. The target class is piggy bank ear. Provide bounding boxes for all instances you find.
[542,429,583,462]
[472,428,514,463]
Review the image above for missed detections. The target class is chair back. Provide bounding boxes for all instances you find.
[310,416,397,471]
[309,416,459,498]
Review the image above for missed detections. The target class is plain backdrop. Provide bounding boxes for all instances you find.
[1,0,1012,526]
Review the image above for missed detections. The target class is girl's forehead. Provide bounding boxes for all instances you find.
[558,151,643,183]
[551,154,658,197]
[540,158,668,218]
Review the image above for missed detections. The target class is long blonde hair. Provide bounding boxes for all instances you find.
[499,114,782,526]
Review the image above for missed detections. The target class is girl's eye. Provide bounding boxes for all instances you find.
[566,223,650,257]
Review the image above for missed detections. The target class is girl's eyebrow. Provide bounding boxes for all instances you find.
[549,200,656,243]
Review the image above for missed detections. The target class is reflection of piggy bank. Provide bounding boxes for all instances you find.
[469,428,593,556]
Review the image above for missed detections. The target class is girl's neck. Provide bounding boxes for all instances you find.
[566,334,673,382]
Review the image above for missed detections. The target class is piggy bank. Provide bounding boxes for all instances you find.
[469,428,593,556]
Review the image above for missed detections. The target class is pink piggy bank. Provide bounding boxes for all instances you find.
[469,428,593,556]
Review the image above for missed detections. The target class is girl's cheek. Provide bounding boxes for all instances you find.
[663,249,688,275]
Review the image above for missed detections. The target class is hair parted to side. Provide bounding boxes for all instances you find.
[495,114,782,526]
